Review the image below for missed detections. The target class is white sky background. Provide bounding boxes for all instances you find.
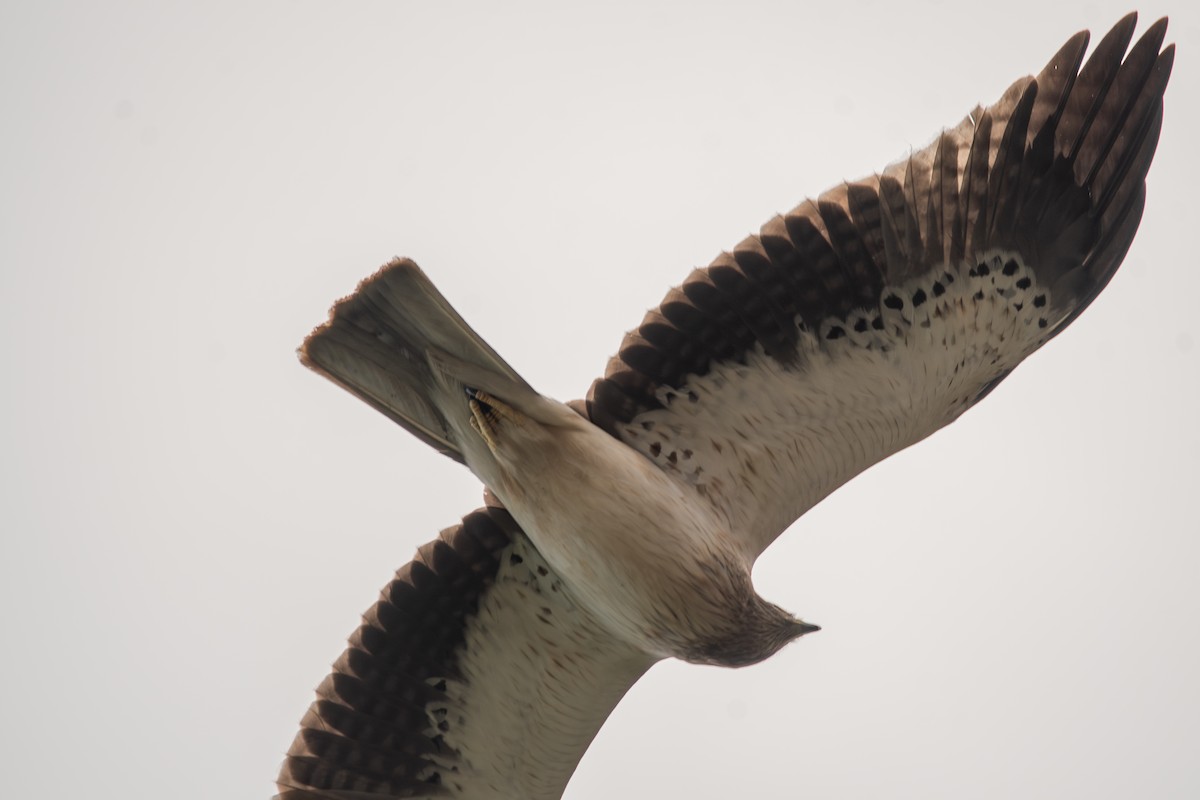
[2,1,1197,798]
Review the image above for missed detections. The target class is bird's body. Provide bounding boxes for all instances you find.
[279,14,1174,800]
[494,402,814,666]
[479,404,758,664]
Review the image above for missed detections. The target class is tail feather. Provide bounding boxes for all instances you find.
[300,258,533,465]
[302,316,462,460]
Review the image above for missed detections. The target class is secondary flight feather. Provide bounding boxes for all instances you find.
[279,14,1173,799]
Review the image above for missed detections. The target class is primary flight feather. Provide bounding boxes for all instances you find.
[279,14,1173,799]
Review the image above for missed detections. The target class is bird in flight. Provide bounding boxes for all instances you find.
[278,14,1173,799]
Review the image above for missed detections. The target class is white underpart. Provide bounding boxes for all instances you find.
[481,406,753,660]
[433,532,653,800]
[618,250,1063,559]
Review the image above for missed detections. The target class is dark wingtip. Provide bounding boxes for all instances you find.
[1132,16,1170,62]
[1159,43,1177,88]
[1055,29,1092,70]
[1114,10,1139,36]
[1145,15,1170,39]
[1085,12,1139,71]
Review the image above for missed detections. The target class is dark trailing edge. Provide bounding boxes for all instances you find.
[280,14,1173,800]
[586,15,1173,436]
[277,507,516,798]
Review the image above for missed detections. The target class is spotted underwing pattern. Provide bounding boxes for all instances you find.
[586,17,1171,554]
[281,15,1173,800]
[277,507,651,800]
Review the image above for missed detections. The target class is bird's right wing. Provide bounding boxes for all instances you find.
[277,505,656,800]
[585,15,1173,562]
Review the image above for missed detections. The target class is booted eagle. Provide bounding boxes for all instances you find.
[279,14,1173,800]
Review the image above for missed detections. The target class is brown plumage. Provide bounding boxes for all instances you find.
[587,16,1173,437]
[282,16,1173,800]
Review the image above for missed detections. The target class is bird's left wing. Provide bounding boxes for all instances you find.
[585,16,1173,561]
[277,506,655,800]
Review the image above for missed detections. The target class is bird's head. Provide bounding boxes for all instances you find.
[682,594,820,667]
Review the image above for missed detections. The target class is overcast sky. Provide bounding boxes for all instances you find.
[2,2,1197,798]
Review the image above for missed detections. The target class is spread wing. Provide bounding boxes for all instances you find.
[276,506,655,800]
[586,15,1173,560]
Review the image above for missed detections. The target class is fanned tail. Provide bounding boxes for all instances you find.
[300,258,538,466]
